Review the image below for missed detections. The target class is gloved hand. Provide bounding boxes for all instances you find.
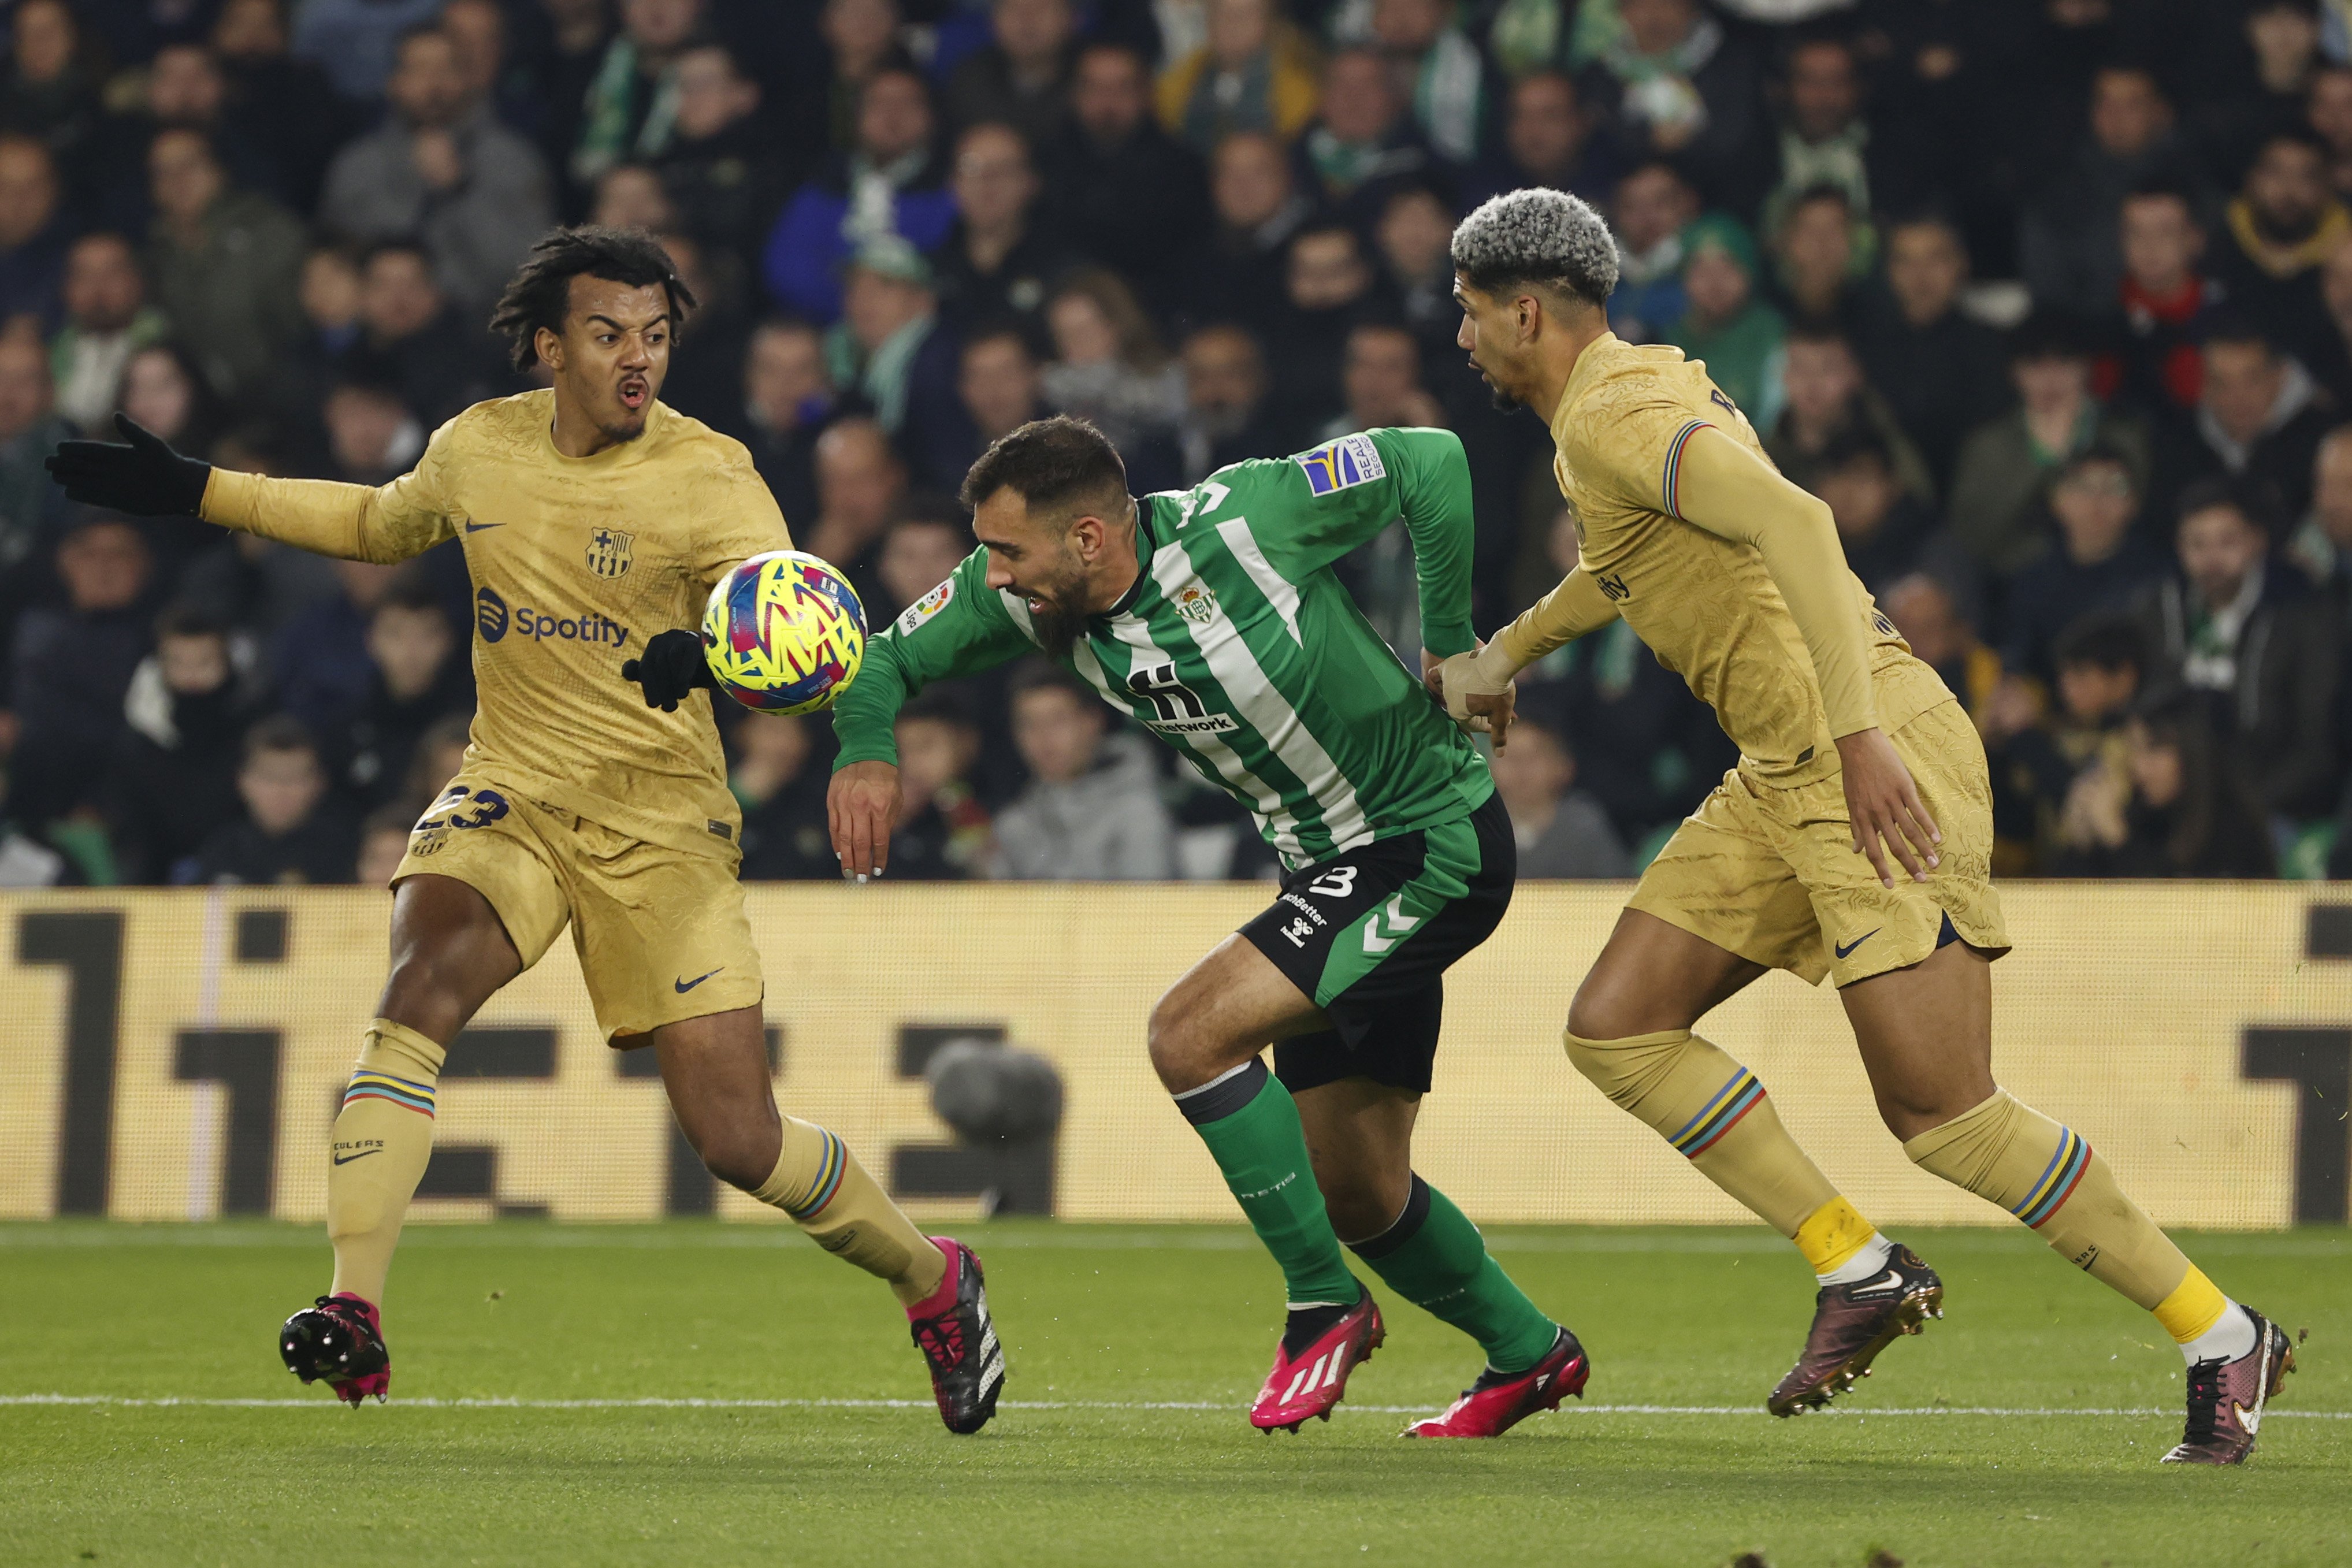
[44,414,214,517]
[621,628,715,712]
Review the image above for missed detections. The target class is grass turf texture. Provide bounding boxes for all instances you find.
[0,1223,2344,1567]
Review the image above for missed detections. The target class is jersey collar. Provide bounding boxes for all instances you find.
[1099,495,1154,619]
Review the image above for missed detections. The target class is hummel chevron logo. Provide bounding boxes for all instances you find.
[1362,894,1422,954]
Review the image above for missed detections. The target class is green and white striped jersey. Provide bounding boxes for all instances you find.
[830,428,1494,870]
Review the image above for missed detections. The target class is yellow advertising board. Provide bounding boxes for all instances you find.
[3,884,2347,1228]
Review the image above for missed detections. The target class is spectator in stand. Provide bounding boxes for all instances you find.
[945,0,1077,150]
[1316,322,1443,658]
[2020,65,2187,319]
[1041,268,1185,456]
[1571,0,1766,210]
[140,43,288,213]
[924,325,1047,491]
[1606,158,1698,345]
[330,574,473,812]
[2199,0,2325,180]
[1808,433,1941,599]
[2212,129,2349,359]
[211,0,352,215]
[732,712,838,880]
[288,0,442,101]
[637,229,744,429]
[144,128,306,402]
[803,416,905,612]
[1765,319,1931,501]
[1769,184,1863,330]
[887,688,993,879]
[1176,323,1279,482]
[2046,686,2275,879]
[49,233,168,435]
[816,0,913,156]
[933,122,1070,332]
[1155,0,1321,155]
[1762,34,1898,255]
[765,65,957,325]
[589,162,679,234]
[340,242,501,429]
[106,601,264,884]
[990,661,1173,880]
[653,45,783,269]
[1985,611,2146,873]
[2107,184,2226,418]
[0,136,69,332]
[2001,446,2169,685]
[0,1,107,200]
[570,0,708,187]
[1041,42,1209,315]
[2135,482,2339,822]
[1262,225,1381,438]
[1295,49,1430,231]
[1469,70,1617,209]
[319,25,554,316]
[0,334,67,572]
[734,319,834,526]
[2288,424,2352,610]
[824,237,960,449]
[400,711,470,811]
[1374,181,1461,361]
[1370,0,1488,167]
[2183,318,2334,522]
[878,501,973,623]
[1883,570,2004,722]
[1665,213,1784,430]
[1489,715,1630,879]
[321,380,425,486]
[270,559,400,735]
[190,716,358,886]
[1948,314,2149,577]
[8,517,154,833]
[1854,210,2008,494]
[354,804,412,887]
[2308,61,2352,198]
[1177,131,1313,330]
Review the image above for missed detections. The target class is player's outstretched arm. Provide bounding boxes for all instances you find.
[1425,567,1621,751]
[827,760,902,881]
[1669,424,1939,886]
[1264,428,1481,662]
[49,414,458,563]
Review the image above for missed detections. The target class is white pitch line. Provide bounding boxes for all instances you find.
[3,1394,2345,1420]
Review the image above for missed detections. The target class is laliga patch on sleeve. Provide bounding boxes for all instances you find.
[1293,433,1387,496]
[894,579,954,636]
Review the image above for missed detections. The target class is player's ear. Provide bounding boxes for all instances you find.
[536,325,563,371]
[1515,292,1542,344]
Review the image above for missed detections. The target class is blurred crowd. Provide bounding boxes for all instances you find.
[8,0,2352,886]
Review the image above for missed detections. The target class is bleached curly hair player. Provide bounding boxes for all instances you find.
[1448,187,1620,318]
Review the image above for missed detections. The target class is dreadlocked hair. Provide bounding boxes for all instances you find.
[488,225,697,371]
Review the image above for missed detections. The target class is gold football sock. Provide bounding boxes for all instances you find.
[326,1019,445,1306]
[755,1118,946,1307]
[1904,1089,2202,1319]
[1565,1027,1848,1240]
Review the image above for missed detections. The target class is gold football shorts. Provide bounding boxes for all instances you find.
[390,772,766,1041]
[1628,698,2011,987]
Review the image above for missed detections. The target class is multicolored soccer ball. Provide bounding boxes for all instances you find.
[700,550,867,714]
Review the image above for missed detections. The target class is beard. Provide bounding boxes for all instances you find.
[1031,597,1086,662]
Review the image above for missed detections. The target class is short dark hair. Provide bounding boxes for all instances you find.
[2200,309,2276,356]
[361,238,433,275]
[154,598,229,642]
[960,415,1129,522]
[1819,430,1891,473]
[2053,611,2147,675]
[370,571,444,623]
[2175,477,2268,532]
[488,225,697,371]
[900,685,979,730]
[1783,317,1853,351]
[243,714,318,766]
[1009,657,1094,707]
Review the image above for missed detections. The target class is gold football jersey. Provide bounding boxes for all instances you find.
[1547,334,1943,784]
[203,392,790,856]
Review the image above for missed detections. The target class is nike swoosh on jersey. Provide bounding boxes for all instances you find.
[331,1149,384,1166]
[463,519,504,533]
[674,967,723,993]
[1834,930,1879,960]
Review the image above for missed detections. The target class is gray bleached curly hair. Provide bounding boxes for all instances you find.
[1449,188,1620,310]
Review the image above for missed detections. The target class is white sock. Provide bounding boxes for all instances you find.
[2180,1301,2258,1365]
[1816,1231,1895,1287]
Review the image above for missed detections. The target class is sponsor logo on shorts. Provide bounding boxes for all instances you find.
[895,579,954,636]
[1294,433,1386,496]
[476,585,633,648]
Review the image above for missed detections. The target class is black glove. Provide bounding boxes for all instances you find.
[44,413,214,517]
[620,628,715,712]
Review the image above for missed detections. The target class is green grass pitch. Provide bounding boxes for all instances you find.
[1,1221,2344,1567]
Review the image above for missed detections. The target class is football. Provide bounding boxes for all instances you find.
[700,549,867,714]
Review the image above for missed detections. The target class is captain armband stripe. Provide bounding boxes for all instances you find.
[1660,420,1714,519]
[2013,1127,2091,1228]
[1669,1068,1764,1157]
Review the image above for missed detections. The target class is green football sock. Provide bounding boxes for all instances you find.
[1175,1060,1359,1307]
[1350,1175,1558,1374]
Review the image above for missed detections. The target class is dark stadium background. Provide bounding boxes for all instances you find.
[3,0,2350,890]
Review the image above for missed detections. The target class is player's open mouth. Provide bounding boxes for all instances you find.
[618,380,648,410]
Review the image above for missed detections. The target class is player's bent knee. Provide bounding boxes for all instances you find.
[1562,1026,1692,1110]
[694,1123,785,1192]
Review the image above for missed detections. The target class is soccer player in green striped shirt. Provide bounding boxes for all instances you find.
[827,416,1589,1437]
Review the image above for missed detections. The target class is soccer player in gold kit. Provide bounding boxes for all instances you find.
[1434,190,2292,1464]
[46,228,1005,1433]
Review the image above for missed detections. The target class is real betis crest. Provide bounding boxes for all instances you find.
[586,526,634,578]
[1173,585,1218,625]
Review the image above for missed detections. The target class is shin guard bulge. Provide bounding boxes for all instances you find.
[1564,1027,1849,1242]
[327,1019,445,1306]
[1903,1090,2216,1332]
[754,1118,946,1305]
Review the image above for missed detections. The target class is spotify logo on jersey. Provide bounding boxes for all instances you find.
[477,586,510,642]
[474,585,630,648]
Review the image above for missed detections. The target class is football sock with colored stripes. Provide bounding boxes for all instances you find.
[1564,1028,1863,1251]
[753,1117,946,1307]
[1347,1175,1558,1374]
[1903,1088,2240,1356]
[326,1018,445,1306]
[1174,1059,1361,1310]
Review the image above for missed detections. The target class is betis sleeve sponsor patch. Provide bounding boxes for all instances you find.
[894,578,954,636]
[1294,433,1388,496]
